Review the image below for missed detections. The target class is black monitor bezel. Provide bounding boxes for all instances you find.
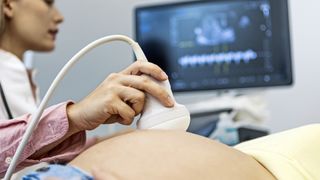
[134,0,293,92]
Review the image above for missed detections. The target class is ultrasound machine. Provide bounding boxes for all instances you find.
[134,0,292,144]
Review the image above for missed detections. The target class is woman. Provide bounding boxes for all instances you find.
[0,0,174,176]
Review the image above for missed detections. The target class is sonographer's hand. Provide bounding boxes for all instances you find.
[67,61,174,131]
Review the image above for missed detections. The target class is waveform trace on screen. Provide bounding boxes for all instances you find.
[178,49,258,67]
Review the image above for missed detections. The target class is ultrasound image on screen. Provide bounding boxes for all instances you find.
[136,0,292,91]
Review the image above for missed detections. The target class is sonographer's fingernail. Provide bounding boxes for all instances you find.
[167,96,174,106]
[161,72,168,79]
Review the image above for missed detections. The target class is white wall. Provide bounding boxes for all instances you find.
[264,0,320,132]
[34,0,320,134]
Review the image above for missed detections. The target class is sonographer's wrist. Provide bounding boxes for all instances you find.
[66,102,84,134]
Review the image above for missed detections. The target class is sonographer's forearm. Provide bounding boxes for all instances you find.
[0,102,87,176]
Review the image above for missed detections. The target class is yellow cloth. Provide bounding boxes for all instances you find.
[235,124,320,180]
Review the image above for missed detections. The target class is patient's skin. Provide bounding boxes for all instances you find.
[70,131,275,180]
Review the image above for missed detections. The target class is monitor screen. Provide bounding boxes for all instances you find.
[135,0,292,92]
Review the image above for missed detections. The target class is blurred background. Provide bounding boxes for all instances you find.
[33,0,319,139]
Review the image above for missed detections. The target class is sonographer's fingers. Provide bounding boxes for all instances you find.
[117,86,146,116]
[67,84,135,131]
[118,74,174,107]
[67,65,172,131]
[121,61,168,81]
[111,99,136,125]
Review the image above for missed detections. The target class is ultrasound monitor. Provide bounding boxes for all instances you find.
[135,0,292,92]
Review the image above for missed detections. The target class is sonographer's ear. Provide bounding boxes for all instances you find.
[3,0,14,19]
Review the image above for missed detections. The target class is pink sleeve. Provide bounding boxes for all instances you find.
[0,101,87,176]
